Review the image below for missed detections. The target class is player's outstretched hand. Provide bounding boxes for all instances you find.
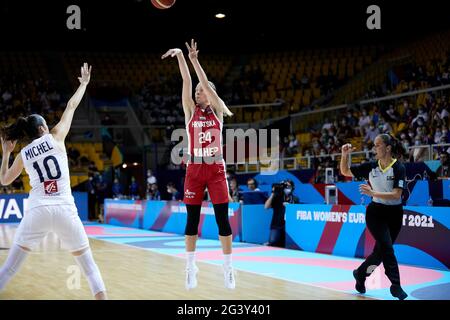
[78,62,92,85]
[161,48,182,59]
[185,39,199,60]
[0,137,17,154]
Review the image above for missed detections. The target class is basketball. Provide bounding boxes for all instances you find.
[151,0,176,10]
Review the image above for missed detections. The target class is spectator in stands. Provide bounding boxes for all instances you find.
[441,126,450,142]
[147,169,157,185]
[322,118,333,131]
[406,127,416,141]
[68,147,80,168]
[434,127,444,144]
[358,109,371,136]
[326,137,340,154]
[436,135,450,155]
[385,104,399,122]
[264,179,299,247]
[440,104,449,123]
[86,175,98,221]
[311,137,322,156]
[400,133,411,151]
[96,174,109,223]
[436,152,450,179]
[226,170,235,182]
[166,182,182,201]
[1,89,12,103]
[364,121,380,144]
[319,129,329,146]
[400,106,414,125]
[300,75,310,89]
[286,134,299,157]
[412,106,429,125]
[328,127,337,144]
[410,135,428,162]
[127,176,139,199]
[147,183,161,200]
[112,178,123,199]
[88,161,98,174]
[229,178,243,203]
[247,178,260,191]
[345,110,358,128]
[378,117,393,134]
[337,118,352,140]
[281,136,289,157]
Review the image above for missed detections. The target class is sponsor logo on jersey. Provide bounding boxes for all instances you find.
[398,180,404,188]
[184,189,196,199]
[44,180,59,194]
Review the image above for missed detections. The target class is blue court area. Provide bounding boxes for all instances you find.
[84,223,450,300]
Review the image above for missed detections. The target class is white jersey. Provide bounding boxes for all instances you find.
[20,134,75,210]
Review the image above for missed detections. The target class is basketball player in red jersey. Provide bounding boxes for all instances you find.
[162,39,235,290]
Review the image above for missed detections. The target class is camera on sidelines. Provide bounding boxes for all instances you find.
[272,180,292,198]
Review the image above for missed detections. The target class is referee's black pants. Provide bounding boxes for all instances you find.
[356,202,403,286]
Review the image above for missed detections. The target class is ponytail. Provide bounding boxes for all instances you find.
[379,133,405,159]
[0,117,30,142]
[0,114,45,143]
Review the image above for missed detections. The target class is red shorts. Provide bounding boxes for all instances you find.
[184,162,229,205]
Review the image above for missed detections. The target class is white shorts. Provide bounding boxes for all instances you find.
[14,204,89,252]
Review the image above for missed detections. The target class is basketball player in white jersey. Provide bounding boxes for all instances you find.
[0,63,107,300]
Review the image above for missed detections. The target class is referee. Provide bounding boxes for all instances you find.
[340,134,408,300]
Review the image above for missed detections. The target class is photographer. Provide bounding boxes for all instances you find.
[264,180,299,247]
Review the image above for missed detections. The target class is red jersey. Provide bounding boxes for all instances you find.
[187,105,223,161]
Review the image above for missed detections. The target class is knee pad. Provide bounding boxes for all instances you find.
[185,205,201,236]
[74,248,106,296]
[213,203,232,237]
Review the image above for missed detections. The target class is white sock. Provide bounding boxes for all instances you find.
[186,252,196,268]
[0,245,28,291]
[74,249,106,296]
[223,254,232,268]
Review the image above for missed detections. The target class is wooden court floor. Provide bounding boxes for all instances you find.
[0,225,371,300]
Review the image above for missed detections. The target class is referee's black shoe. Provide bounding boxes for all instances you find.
[353,269,366,294]
[390,285,408,300]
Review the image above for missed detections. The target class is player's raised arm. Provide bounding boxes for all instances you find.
[162,48,195,123]
[51,63,91,143]
[0,138,23,186]
[185,39,233,117]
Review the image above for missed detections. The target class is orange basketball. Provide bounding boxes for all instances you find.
[151,0,176,10]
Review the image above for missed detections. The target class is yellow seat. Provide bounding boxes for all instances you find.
[396,122,407,133]
[94,143,103,153]
[70,176,78,187]
[78,175,89,184]
[94,159,104,171]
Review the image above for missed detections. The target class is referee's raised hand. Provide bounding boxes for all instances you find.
[341,143,356,156]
